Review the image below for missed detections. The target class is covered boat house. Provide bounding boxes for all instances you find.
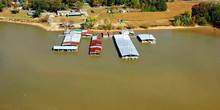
[114,34,139,59]
[137,34,156,44]
[89,36,102,56]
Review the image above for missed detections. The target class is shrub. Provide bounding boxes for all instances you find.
[40,15,49,22]
[116,26,122,30]
[172,12,194,26]
[126,24,135,29]
[139,24,149,29]
[198,17,208,25]
[98,25,105,30]
[11,10,19,14]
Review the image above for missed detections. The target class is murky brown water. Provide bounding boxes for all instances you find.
[0,22,220,110]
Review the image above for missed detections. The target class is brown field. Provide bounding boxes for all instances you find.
[114,2,199,26]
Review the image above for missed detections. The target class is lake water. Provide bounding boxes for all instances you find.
[0,22,220,110]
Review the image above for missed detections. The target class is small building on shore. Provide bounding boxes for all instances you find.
[57,10,70,16]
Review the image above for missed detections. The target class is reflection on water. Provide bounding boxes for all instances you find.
[0,22,220,110]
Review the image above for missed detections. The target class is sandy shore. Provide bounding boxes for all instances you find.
[0,19,64,31]
[0,20,219,36]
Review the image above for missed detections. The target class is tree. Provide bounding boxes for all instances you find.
[33,8,42,17]
[50,0,62,11]
[7,0,12,7]
[0,1,4,12]
[85,16,97,29]
[210,4,220,27]
[31,0,50,10]
[1,0,7,6]
[159,0,167,11]
[66,0,76,9]
[198,17,207,25]
[104,18,110,25]
[131,0,140,8]
[74,1,83,9]
[107,0,115,6]
[192,2,211,18]
[23,0,29,10]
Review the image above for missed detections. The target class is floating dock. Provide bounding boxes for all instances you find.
[89,36,102,56]
[114,34,139,59]
[137,34,156,44]
[120,30,134,35]
[53,46,78,52]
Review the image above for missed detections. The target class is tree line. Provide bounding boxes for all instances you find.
[1,0,168,13]
[172,2,220,27]
[0,0,84,12]
[88,0,168,11]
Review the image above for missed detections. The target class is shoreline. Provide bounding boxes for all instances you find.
[0,19,64,31]
[0,20,219,36]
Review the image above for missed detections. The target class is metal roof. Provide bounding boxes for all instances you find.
[62,33,81,46]
[114,34,139,57]
[138,34,156,40]
[53,46,78,50]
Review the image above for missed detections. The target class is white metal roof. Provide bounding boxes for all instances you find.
[63,34,72,42]
[53,46,78,50]
[92,36,98,40]
[138,34,156,40]
[114,34,139,57]
[90,46,102,49]
[63,33,81,43]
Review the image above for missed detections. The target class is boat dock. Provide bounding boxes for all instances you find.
[114,34,139,59]
[102,32,108,38]
[89,36,102,56]
[53,30,82,52]
[107,32,114,37]
[81,30,93,38]
[137,34,156,44]
[62,33,81,46]
[53,46,78,52]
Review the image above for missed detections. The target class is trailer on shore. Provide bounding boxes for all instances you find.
[113,34,139,60]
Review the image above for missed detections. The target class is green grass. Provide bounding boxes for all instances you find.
[0,11,33,21]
